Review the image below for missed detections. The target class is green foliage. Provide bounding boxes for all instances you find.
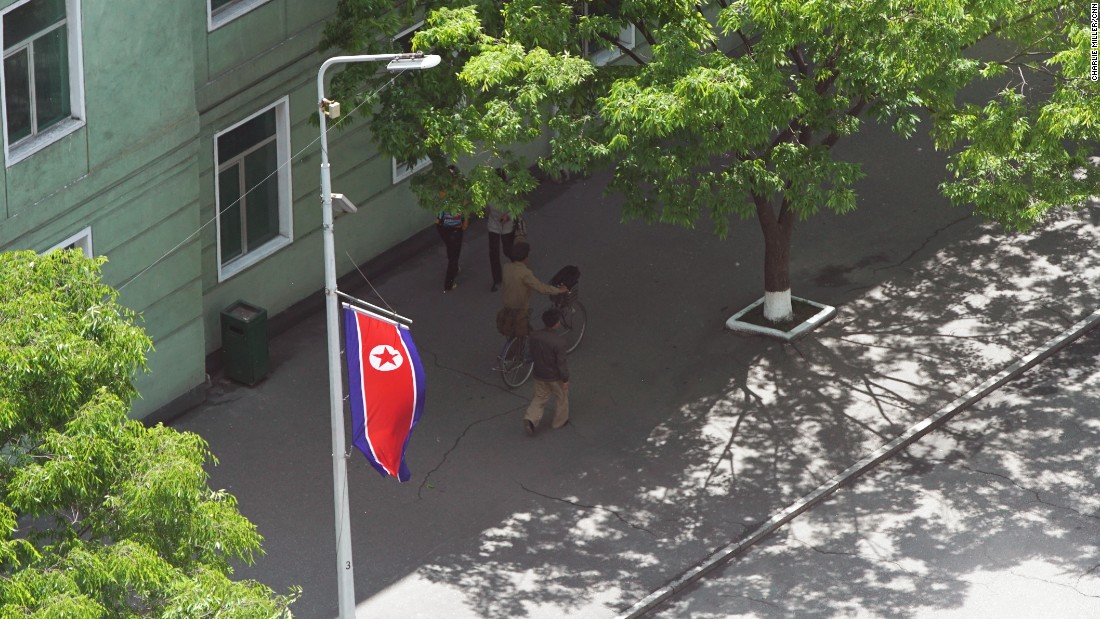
[320,0,1097,240]
[0,250,297,618]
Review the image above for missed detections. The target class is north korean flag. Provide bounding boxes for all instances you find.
[343,303,426,482]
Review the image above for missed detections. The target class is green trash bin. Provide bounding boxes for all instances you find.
[221,301,268,386]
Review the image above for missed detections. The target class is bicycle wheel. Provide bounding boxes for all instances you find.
[499,337,533,388]
[560,300,587,353]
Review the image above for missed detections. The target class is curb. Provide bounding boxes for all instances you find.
[618,307,1100,618]
[725,296,837,342]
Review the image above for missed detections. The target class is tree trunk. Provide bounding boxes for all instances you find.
[755,195,795,322]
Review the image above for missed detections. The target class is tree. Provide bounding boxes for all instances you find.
[320,0,1099,321]
[0,250,297,618]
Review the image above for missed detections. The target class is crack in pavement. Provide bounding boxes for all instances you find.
[873,213,973,273]
[716,593,786,610]
[519,483,657,537]
[793,518,920,579]
[960,465,1100,521]
[417,405,524,498]
[1008,568,1100,599]
[414,346,534,498]
[1077,562,1100,590]
[418,345,529,400]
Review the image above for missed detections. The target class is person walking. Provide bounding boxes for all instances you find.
[524,308,569,435]
[436,210,467,292]
[486,204,515,292]
[497,241,566,338]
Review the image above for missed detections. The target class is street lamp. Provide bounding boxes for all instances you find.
[316,51,440,619]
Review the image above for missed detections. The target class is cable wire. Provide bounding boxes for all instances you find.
[118,69,409,292]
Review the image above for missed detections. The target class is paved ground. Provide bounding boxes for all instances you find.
[170,116,1100,619]
[651,328,1100,618]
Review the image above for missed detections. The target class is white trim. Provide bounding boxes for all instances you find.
[390,21,431,184]
[47,225,92,256]
[725,296,837,342]
[207,0,272,32]
[392,156,431,184]
[214,96,294,282]
[0,0,86,167]
[392,20,425,46]
[763,289,793,321]
[580,2,636,66]
[586,24,635,66]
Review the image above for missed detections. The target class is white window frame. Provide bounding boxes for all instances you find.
[580,2,636,66]
[391,21,431,184]
[207,0,272,32]
[392,156,431,184]
[213,96,293,282]
[47,225,91,255]
[0,0,86,167]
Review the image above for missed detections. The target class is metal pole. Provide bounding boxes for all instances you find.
[316,53,437,619]
[317,58,357,619]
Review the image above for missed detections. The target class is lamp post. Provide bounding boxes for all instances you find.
[316,52,440,619]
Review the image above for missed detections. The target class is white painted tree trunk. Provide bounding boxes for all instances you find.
[763,289,793,322]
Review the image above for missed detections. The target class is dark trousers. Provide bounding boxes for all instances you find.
[488,230,515,285]
[437,225,464,289]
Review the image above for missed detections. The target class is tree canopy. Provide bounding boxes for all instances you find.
[0,250,297,618]
[321,0,1099,319]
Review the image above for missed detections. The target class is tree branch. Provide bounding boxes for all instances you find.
[633,19,657,47]
[789,46,809,76]
[737,30,755,57]
[961,2,1063,52]
[777,196,792,223]
[597,32,647,65]
[821,96,868,148]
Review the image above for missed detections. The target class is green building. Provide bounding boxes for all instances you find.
[0,0,436,419]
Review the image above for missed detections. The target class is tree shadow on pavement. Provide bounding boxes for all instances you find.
[391,196,1100,618]
[655,329,1100,618]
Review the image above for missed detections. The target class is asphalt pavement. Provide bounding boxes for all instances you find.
[170,118,1100,619]
[650,327,1100,618]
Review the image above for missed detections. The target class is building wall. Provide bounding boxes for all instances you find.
[0,0,205,419]
[0,0,554,419]
[194,0,433,357]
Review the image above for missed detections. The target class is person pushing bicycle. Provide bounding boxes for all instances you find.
[496,241,567,339]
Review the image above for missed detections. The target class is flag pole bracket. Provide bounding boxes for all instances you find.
[336,290,413,326]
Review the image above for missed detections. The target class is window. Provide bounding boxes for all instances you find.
[207,0,271,31]
[0,0,84,165]
[391,21,431,184]
[214,98,292,280]
[47,226,91,255]
[579,1,635,66]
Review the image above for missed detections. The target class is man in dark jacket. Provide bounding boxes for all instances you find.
[524,308,569,436]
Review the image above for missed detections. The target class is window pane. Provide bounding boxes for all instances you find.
[243,140,279,250]
[218,165,243,264]
[210,0,235,12]
[3,0,65,49]
[32,25,68,131]
[3,49,30,142]
[217,109,275,164]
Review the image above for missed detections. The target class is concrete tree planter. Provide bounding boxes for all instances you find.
[726,296,837,342]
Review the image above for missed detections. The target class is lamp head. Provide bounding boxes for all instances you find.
[387,53,442,71]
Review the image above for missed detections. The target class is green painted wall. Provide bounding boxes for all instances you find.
[0,0,553,419]
[0,0,204,419]
[195,0,435,354]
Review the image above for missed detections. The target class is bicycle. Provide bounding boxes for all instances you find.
[498,283,587,389]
